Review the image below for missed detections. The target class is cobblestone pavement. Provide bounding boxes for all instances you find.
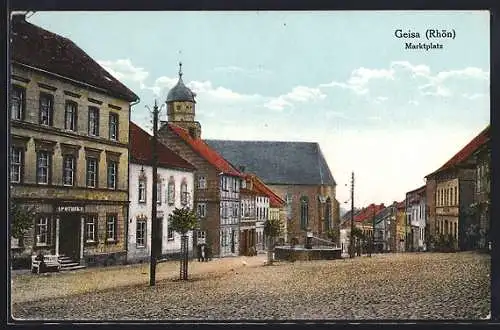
[11,252,490,321]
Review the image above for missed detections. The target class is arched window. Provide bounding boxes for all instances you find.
[325,197,332,231]
[180,179,188,205]
[167,176,175,205]
[300,196,309,230]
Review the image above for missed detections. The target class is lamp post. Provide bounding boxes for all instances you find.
[146,99,165,286]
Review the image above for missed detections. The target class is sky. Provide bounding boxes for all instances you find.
[28,11,490,209]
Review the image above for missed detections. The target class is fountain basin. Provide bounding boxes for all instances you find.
[274,245,342,261]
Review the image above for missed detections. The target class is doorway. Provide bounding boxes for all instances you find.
[59,213,81,260]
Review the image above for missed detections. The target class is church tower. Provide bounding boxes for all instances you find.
[166,62,202,139]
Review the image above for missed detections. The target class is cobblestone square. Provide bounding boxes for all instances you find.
[11,252,490,321]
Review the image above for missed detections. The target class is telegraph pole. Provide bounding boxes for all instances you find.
[149,100,160,286]
[349,172,355,258]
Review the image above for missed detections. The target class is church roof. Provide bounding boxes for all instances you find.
[130,122,196,171]
[204,140,336,186]
[167,124,243,177]
[11,15,138,102]
[166,63,196,103]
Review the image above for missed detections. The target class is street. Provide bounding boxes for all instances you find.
[11,252,490,320]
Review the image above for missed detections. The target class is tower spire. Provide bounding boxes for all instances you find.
[178,61,183,79]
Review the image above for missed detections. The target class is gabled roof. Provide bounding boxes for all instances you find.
[354,204,385,223]
[130,122,196,171]
[204,140,336,186]
[247,174,286,208]
[406,185,426,196]
[167,123,243,177]
[11,15,138,102]
[426,125,490,178]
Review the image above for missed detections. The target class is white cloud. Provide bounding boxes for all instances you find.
[264,86,326,111]
[462,93,486,100]
[212,65,273,77]
[319,61,488,101]
[98,59,149,87]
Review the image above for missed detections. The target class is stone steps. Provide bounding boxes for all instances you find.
[58,255,86,272]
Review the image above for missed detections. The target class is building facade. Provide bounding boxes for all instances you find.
[9,15,139,267]
[425,126,489,251]
[127,123,196,263]
[239,184,257,256]
[472,140,490,249]
[405,186,426,251]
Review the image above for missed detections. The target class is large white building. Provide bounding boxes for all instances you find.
[127,122,196,263]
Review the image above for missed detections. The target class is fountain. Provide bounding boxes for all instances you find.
[274,235,343,261]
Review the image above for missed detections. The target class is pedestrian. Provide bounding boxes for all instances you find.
[35,252,46,274]
[200,243,206,262]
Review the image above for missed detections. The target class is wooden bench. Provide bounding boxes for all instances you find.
[31,255,61,274]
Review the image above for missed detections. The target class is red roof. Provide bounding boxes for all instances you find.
[248,174,286,208]
[167,123,243,177]
[130,122,196,171]
[426,125,490,178]
[354,203,385,223]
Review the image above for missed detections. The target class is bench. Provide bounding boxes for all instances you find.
[31,255,61,274]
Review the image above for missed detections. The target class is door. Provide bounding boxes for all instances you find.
[231,229,235,254]
[59,213,80,260]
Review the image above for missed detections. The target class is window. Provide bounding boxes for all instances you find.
[109,113,119,140]
[65,101,78,131]
[156,182,162,205]
[232,202,238,217]
[35,216,50,245]
[11,85,25,120]
[454,186,458,205]
[63,155,75,186]
[88,107,100,136]
[10,147,23,183]
[181,181,188,205]
[106,214,117,242]
[86,158,98,188]
[197,203,207,218]
[167,227,174,240]
[221,176,228,191]
[197,175,207,189]
[233,178,239,192]
[300,196,309,229]
[167,179,175,205]
[39,93,54,126]
[138,179,146,203]
[136,220,146,247]
[285,193,293,220]
[85,215,97,242]
[197,231,206,240]
[37,151,50,184]
[107,161,117,189]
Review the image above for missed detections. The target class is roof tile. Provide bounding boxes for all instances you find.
[130,122,196,171]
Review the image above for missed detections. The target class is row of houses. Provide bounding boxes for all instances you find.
[9,14,340,269]
[340,125,490,254]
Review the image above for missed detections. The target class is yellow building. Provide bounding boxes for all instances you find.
[10,15,139,268]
